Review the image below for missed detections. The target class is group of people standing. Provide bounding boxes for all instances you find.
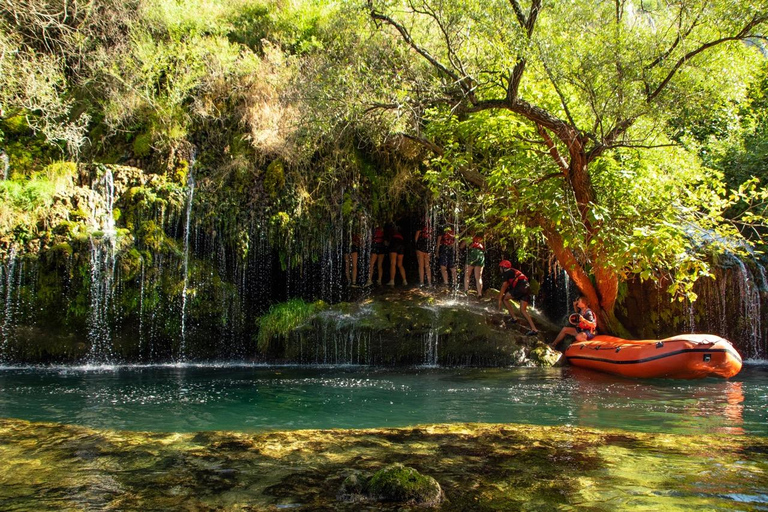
[344,221,598,348]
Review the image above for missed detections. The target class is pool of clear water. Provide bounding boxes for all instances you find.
[0,363,766,435]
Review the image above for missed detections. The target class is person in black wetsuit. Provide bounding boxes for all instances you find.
[366,226,387,286]
[414,221,434,287]
[436,226,458,287]
[344,233,361,287]
[387,225,407,286]
[497,260,538,336]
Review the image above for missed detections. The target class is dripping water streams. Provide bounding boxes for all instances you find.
[179,169,195,362]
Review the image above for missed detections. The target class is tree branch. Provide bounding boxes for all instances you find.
[368,2,473,99]
[647,14,768,103]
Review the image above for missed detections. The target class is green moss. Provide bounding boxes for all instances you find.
[367,463,443,505]
[133,132,153,157]
[256,298,327,351]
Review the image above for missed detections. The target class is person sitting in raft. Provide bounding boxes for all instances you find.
[550,295,597,350]
[497,260,538,336]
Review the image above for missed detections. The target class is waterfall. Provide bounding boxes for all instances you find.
[87,238,116,363]
[0,247,19,361]
[86,169,118,364]
[734,258,762,359]
[138,259,145,358]
[179,171,195,361]
[423,328,439,367]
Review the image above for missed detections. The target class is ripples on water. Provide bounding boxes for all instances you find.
[0,363,765,435]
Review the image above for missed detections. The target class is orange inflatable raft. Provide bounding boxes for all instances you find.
[564,334,742,379]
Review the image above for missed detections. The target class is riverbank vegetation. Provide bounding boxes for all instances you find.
[1,0,767,353]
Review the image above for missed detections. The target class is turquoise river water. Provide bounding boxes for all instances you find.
[0,363,766,435]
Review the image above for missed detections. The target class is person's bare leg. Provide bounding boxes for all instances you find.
[551,326,577,347]
[440,265,448,284]
[502,296,518,320]
[474,266,483,296]
[451,267,458,287]
[367,254,378,285]
[351,253,358,284]
[520,301,537,332]
[376,255,384,285]
[387,252,397,285]
[397,254,406,284]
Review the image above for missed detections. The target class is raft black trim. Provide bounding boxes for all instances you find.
[566,347,742,366]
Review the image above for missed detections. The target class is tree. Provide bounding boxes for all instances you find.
[366,0,768,333]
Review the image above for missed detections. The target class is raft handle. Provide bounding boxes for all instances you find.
[656,341,664,348]
[615,347,621,353]
[703,353,711,362]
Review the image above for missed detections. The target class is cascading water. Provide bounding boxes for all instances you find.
[179,170,195,362]
[734,258,762,359]
[0,247,19,361]
[86,169,118,364]
[423,306,440,366]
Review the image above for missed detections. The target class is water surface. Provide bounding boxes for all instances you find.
[1,364,765,435]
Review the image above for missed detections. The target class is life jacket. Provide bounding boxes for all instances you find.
[470,241,484,251]
[373,227,385,243]
[506,269,527,288]
[441,231,455,246]
[392,232,404,241]
[577,309,597,333]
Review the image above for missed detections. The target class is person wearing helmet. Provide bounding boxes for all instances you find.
[497,260,538,336]
[462,234,485,297]
[386,225,408,286]
[414,220,434,287]
[550,295,597,349]
[366,226,387,286]
[437,226,458,286]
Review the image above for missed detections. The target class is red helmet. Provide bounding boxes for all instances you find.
[499,260,512,269]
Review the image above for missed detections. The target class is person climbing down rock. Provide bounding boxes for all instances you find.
[497,260,538,336]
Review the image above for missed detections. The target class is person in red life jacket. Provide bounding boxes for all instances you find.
[436,226,458,287]
[462,234,485,297]
[366,226,387,286]
[550,295,597,349]
[414,221,434,287]
[387,225,408,286]
[497,260,538,336]
[344,233,361,287]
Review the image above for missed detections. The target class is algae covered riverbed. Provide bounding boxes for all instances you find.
[0,365,767,510]
[0,419,766,510]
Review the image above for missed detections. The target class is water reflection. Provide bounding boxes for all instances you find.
[566,367,749,435]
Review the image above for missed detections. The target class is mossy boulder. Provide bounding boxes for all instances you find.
[259,289,560,366]
[338,464,444,507]
[368,464,444,506]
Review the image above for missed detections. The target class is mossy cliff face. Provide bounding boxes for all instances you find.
[258,289,561,366]
[0,418,765,511]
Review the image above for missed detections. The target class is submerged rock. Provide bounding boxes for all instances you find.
[338,464,444,506]
[367,463,444,506]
